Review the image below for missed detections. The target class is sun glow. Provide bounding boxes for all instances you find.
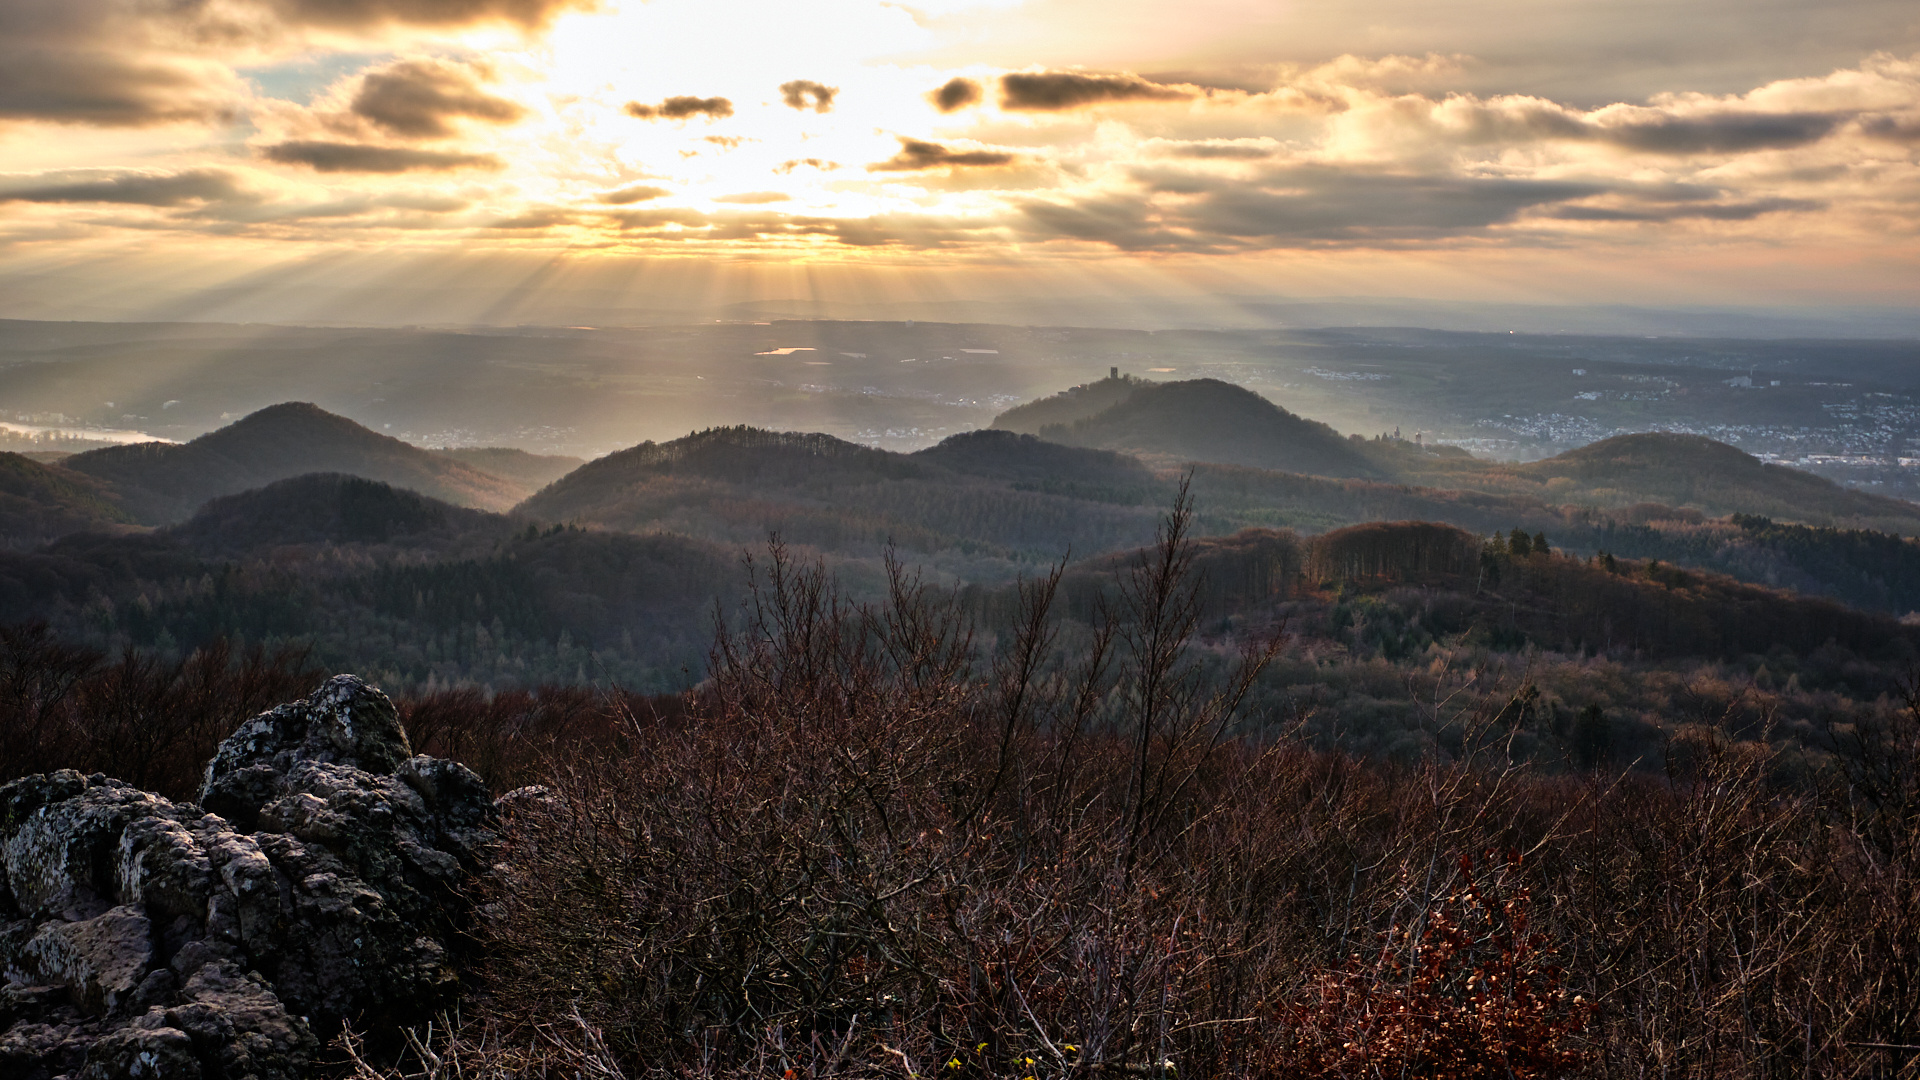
[1,0,1918,314]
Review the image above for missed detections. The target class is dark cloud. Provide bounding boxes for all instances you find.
[1855,114,1920,144]
[595,184,669,204]
[1019,196,1187,250]
[1163,141,1277,160]
[868,138,1016,172]
[0,0,573,130]
[930,78,983,113]
[1186,170,1603,241]
[260,140,504,172]
[0,168,248,206]
[264,0,596,30]
[625,96,733,121]
[1017,167,1610,251]
[1456,102,1846,154]
[350,60,525,137]
[1595,111,1841,153]
[776,158,839,173]
[713,191,790,204]
[0,41,242,127]
[779,80,837,113]
[999,71,1194,111]
[1549,197,1821,222]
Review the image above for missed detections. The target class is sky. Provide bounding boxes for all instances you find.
[1,0,1918,322]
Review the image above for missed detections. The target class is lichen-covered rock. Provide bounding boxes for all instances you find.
[200,674,415,831]
[5,778,179,922]
[22,905,154,1015]
[81,1021,201,1079]
[0,675,499,1080]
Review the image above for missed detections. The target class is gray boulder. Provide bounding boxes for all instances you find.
[0,675,497,1079]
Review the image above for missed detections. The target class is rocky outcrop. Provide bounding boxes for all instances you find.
[0,675,495,1079]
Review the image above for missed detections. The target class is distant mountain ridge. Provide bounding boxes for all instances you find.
[62,403,528,523]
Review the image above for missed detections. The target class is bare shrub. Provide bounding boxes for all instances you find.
[0,623,322,799]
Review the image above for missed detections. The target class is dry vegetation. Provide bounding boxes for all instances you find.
[348,498,1920,1079]
[10,493,1920,1078]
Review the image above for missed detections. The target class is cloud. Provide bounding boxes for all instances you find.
[1417,95,1851,155]
[930,77,983,113]
[625,95,733,121]
[260,140,504,172]
[999,71,1195,111]
[263,0,596,30]
[349,60,525,138]
[0,2,247,128]
[1859,113,1920,143]
[0,0,589,130]
[485,207,581,229]
[1199,172,1602,240]
[1548,197,1822,222]
[1016,167,1613,251]
[1586,109,1843,153]
[1018,196,1184,250]
[776,158,840,173]
[604,207,711,230]
[704,135,747,148]
[1159,139,1280,160]
[0,168,249,206]
[595,184,670,204]
[868,138,1017,171]
[713,191,790,204]
[779,80,837,113]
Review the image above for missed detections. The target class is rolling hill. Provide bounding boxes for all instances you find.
[61,403,529,523]
[1015,379,1385,480]
[992,372,1152,435]
[0,452,137,547]
[1520,433,1920,530]
[0,474,743,692]
[996,376,1920,533]
[168,473,509,554]
[515,426,1166,571]
[911,429,1160,497]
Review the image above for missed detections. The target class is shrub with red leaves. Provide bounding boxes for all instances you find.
[1271,853,1593,1080]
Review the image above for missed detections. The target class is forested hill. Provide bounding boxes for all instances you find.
[0,476,739,691]
[0,452,136,547]
[991,378,1920,534]
[512,426,1169,571]
[61,403,529,522]
[1031,379,1385,479]
[1520,432,1920,529]
[973,520,1919,665]
[991,372,1151,434]
[168,473,511,554]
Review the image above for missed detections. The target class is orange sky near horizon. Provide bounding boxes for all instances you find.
[1,0,1918,317]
